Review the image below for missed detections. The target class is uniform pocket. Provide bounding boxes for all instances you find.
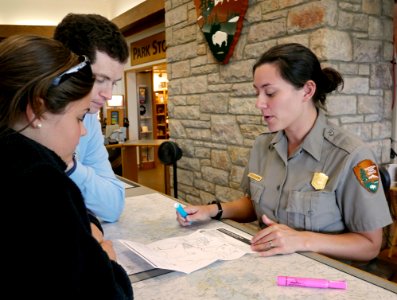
[286,191,340,232]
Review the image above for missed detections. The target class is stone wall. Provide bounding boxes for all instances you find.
[165,0,394,204]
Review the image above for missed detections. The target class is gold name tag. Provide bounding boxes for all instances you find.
[248,172,262,182]
[311,172,328,190]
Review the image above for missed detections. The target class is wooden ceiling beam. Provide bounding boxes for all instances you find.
[0,25,55,40]
[112,0,164,34]
[0,0,165,41]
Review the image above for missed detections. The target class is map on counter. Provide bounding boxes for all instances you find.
[118,227,254,274]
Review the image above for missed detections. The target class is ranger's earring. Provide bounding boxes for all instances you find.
[37,123,42,128]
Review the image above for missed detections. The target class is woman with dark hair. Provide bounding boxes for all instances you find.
[0,35,133,299]
[177,43,392,262]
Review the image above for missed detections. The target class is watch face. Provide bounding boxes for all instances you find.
[140,105,146,115]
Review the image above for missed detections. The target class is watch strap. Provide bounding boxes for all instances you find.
[209,200,223,220]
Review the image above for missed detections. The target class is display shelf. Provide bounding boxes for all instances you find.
[153,90,169,139]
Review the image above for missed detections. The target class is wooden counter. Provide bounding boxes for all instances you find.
[103,179,397,298]
[106,139,169,193]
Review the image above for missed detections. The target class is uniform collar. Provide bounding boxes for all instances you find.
[304,110,328,161]
[270,109,327,161]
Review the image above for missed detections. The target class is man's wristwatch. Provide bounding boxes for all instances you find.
[209,200,223,220]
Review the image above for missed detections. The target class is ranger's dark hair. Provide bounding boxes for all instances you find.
[253,43,344,110]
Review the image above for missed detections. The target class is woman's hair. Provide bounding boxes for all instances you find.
[0,35,95,134]
[253,43,344,110]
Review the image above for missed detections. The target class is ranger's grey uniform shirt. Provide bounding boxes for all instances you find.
[241,110,392,233]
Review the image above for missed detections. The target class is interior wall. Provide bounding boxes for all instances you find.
[110,0,146,18]
[0,0,143,25]
[0,0,110,24]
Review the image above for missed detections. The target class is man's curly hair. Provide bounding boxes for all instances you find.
[54,13,129,64]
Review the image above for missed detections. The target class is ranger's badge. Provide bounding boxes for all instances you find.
[311,172,329,190]
[353,160,379,193]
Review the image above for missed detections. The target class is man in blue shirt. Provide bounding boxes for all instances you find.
[54,13,129,223]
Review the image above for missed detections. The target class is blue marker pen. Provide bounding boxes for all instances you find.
[174,203,188,218]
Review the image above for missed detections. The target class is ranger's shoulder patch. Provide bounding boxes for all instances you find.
[353,159,379,193]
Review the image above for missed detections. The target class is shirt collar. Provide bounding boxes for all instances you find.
[301,109,327,161]
[270,109,327,161]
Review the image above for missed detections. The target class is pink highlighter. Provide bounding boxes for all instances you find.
[277,276,347,289]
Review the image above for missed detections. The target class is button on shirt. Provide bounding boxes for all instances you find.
[241,110,392,233]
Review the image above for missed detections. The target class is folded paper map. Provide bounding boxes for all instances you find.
[118,227,254,274]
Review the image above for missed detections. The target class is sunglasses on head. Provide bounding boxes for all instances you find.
[51,55,90,86]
